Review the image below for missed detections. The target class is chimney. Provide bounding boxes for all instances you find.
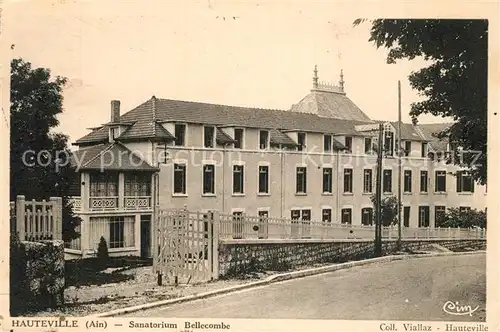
[111,100,120,123]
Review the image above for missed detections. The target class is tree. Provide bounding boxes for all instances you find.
[371,195,398,227]
[354,19,487,184]
[440,208,486,229]
[10,58,81,242]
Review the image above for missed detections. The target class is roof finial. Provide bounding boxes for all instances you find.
[339,69,345,92]
[313,65,319,89]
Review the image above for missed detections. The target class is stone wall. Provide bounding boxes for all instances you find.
[218,239,486,278]
[11,240,65,315]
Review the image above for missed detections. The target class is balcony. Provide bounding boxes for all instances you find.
[68,195,152,212]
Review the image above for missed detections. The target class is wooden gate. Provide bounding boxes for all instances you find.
[153,209,219,284]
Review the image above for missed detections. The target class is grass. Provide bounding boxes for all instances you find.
[65,256,152,287]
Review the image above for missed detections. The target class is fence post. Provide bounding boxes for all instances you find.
[16,195,26,241]
[50,197,62,240]
[447,227,451,239]
[457,226,460,239]
[211,211,220,280]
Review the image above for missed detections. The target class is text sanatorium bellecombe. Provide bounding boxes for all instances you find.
[128,321,231,329]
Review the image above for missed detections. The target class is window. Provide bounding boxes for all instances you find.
[403,206,410,227]
[363,169,373,193]
[259,130,269,150]
[173,164,186,194]
[341,208,352,224]
[233,165,244,194]
[203,164,215,194]
[345,136,353,153]
[105,216,135,249]
[322,168,332,193]
[435,206,446,227]
[234,128,244,149]
[364,137,372,154]
[291,209,301,220]
[322,209,332,223]
[324,135,332,152]
[297,132,306,151]
[384,131,394,156]
[361,207,373,225]
[435,171,447,192]
[418,206,430,227]
[404,141,411,157]
[174,124,186,146]
[89,172,118,197]
[296,167,307,194]
[204,126,215,148]
[124,173,151,196]
[420,171,428,193]
[404,170,412,193]
[258,165,269,194]
[232,211,244,239]
[111,127,120,139]
[109,217,125,248]
[343,168,353,193]
[383,170,392,193]
[421,142,428,158]
[457,171,474,193]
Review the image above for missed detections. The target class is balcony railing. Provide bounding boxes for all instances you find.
[68,196,82,212]
[124,196,152,210]
[89,196,119,211]
[68,196,152,212]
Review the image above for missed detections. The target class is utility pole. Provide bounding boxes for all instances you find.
[397,81,402,251]
[355,122,385,257]
[375,123,384,257]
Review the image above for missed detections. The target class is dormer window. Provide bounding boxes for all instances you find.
[324,135,332,152]
[421,142,428,158]
[404,141,411,157]
[384,131,394,156]
[204,126,215,148]
[111,127,120,139]
[297,132,306,151]
[345,136,353,153]
[234,128,244,149]
[259,130,270,150]
[174,123,186,146]
[364,137,372,154]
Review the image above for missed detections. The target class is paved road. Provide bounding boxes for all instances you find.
[128,254,486,321]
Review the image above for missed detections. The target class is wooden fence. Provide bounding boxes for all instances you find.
[10,195,63,241]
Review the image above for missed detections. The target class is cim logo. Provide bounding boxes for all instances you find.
[442,301,479,316]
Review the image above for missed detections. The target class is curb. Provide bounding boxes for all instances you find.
[88,250,485,318]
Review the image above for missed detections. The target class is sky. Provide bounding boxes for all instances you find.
[4,0,455,145]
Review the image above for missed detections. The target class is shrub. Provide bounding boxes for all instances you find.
[440,208,487,229]
[10,232,27,316]
[96,237,109,269]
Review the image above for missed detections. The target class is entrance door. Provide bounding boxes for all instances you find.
[140,215,152,258]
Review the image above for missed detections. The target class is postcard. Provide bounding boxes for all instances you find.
[0,1,498,331]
